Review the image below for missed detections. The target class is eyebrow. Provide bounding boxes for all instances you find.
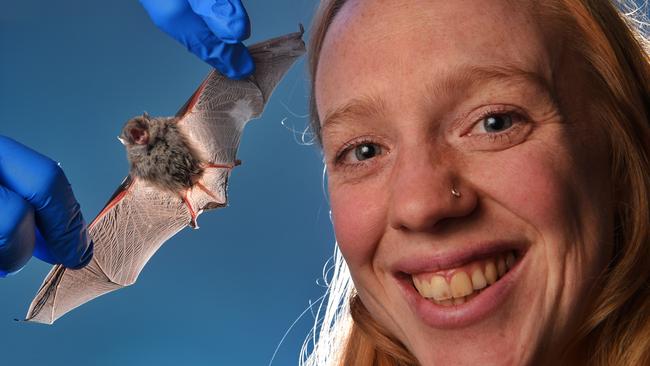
[320,64,553,134]
[321,94,388,135]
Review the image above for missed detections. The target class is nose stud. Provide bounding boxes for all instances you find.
[451,186,461,198]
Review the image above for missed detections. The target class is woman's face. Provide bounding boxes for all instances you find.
[316,0,614,364]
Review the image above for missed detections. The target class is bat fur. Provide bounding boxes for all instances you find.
[120,113,203,193]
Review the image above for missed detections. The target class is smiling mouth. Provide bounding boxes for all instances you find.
[409,251,518,306]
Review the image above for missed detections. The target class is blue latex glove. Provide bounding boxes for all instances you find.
[140,0,255,79]
[0,136,93,277]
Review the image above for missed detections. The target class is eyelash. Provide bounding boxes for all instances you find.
[334,137,382,170]
[332,106,530,169]
[464,106,529,143]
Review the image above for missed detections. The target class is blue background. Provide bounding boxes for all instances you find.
[0,1,333,365]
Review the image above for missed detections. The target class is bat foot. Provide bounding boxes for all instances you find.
[181,191,199,229]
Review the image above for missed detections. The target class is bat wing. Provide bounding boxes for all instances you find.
[176,26,306,213]
[26,177,191,324]
[25,27,305,324]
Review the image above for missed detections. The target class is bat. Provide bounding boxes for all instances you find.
[24,26,306,324]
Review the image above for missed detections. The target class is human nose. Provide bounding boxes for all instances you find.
[388,147,477,233]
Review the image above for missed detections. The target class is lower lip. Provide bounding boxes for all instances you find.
[395,252,527,329]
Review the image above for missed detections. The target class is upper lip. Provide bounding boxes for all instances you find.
[392,240,528,275]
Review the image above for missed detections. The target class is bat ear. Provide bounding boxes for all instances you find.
[142,111,150,120]
[129,126,149,145]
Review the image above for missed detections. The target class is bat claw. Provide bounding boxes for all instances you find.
[189,219,199,230]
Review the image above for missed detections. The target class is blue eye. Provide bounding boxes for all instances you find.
[483,114,513,132]
[463,107,534,151]
[335,140,384,166]
[354,143,380,161]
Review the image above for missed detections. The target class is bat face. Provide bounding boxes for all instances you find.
[120,114,151,146]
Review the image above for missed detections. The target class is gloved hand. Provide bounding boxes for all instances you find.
[0,136,93,277]
[140,0,255,80]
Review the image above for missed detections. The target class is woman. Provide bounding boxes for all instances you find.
[302,0,649,365]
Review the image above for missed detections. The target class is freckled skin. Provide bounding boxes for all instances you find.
[316,0,613,364]
[120,114,203,193]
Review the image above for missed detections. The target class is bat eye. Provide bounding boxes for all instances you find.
[130,128,148,145]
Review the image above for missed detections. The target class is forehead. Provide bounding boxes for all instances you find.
[315,0,556,122]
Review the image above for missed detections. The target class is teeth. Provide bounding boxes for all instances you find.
[450,272,473,298]
[411,251,519,305]
[471,267,487,290]
[412,276,426,296]
[430,275,452,301]
[497,256,507,277]
[485,261,498,285]
[432,292,481,307]
[413,276,424,294]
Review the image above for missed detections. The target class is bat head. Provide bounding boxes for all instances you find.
[120,113,151,146]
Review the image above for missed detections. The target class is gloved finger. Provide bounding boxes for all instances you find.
[189,36,254,79]
[187,0,251,43]
[0,185,35,277]
[140,0,210,45]
[33,224,92,269]
[139,0,254,79]
[32,227,56,264]
[0,136,93,268]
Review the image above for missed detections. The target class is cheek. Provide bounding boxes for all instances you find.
[329,179,387,270]
[475,147,579,245]
[484,150,575,232]
[469,132,611,275]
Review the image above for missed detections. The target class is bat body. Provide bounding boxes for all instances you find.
[120,113,204,194]
[119,114,216,227]
[25,27,305,324]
